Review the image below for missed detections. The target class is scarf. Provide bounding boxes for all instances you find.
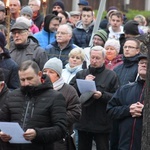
[53,77,65,91]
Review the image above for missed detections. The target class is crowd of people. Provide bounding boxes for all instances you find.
[0,0,149,150]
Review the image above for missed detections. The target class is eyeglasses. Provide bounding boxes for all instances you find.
[56,31,69,35]
[123,46,138,50]
[12,30,27,36]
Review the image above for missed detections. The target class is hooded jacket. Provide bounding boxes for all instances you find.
[0,76,67,150]
[10,36,48,70]
[73,20,95,48]
[0,48,20,90]
[34,14,57,49]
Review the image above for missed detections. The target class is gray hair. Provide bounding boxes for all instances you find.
[58,24,73,35]
[90,46,106,58]
[69,47,85,61]
[28,0,41,6]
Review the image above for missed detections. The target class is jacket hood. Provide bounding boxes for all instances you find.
[76,20,95,30]
[44,14,56,32]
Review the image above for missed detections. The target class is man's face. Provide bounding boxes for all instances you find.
[19,67,41,87]
[56,26,72,44]
[81,11,93,27]
[90,50,105,68]
[93,35,104,46]
[123,40,140,57]
[138,58,147,79]
[49,19,59,32]
[43,68,59,83]
[10,0,20,14]
[109,15,123,31]
[70,15,80,25]
[12,29,29,45]
[0,11,5,21]
[52,5,63,13]
[28,0,40,12]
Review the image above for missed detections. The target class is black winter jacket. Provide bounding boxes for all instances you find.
[113,54,140,86]
[45,40,76,68]
[70,65,119,133]
[0,49,20,90]
[72,21,94,48]
[0,77,67,150]
[107,77,145,150]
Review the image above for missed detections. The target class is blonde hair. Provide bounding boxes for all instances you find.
[69,47,85,61]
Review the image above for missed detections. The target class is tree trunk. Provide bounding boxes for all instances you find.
[141,33,150,149]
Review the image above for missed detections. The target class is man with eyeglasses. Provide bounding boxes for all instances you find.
[28,0,44,30]
[114,38,141,86]
[45,24,77,68]
[107,54,147,150]
[70,46,119,150]
[110,37,141,150]
[10,22,48,70]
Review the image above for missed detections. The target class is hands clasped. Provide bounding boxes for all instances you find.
[130,102,144,117]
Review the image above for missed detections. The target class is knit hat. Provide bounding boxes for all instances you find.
[44,14,56,32]
[104,39,120,53]
[20,6,33,18]
[0,68,5,81]
[107,6,118,18]
[78,0,89,6]
[0,32,6,50]
[124,20,139,35]
[43,57,63,77]
[52,0,65,11]
[94,29,108,43]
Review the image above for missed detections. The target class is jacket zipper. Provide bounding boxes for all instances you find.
[22,101,30,130]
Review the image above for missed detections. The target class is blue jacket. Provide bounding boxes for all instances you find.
[113,54,140,86]
[45,40,77,68]
[107,77,145,150]
[73,21,94,48]
[34,29,56,49]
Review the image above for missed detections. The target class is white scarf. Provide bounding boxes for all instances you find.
[53,77,65,91]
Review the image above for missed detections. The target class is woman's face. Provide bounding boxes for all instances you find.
[58,13,67,24]
[69,54,83,68]
[105,46,118,61]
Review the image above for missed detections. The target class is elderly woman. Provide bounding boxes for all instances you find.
[62,47,85,83]
[104,39,123,70]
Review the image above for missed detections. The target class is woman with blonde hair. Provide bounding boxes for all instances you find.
[62,47,85,83]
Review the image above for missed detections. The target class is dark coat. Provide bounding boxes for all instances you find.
[0,77,67,150]
[107,77,145,150]
[10,36,48,70]
[70,65,119,133]
[32,11,44,30]
[113,54,140,86]
[45,40,76,68]
[72,21,94,48]
[0,49,20,90]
